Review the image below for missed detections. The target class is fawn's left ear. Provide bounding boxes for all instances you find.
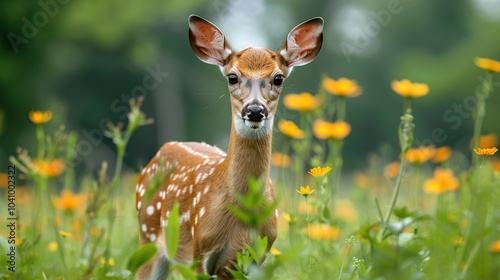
[278,17,324,68]
[188,14,234,66]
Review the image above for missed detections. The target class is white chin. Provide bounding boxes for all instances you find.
[244,120,264,129]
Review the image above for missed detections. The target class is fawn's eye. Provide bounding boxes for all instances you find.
[273,75,284,86]
[228,74,238,85]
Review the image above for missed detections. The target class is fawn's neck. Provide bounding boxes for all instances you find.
[223,125,272,194]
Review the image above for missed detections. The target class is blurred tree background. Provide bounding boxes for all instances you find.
[1,0,499,177]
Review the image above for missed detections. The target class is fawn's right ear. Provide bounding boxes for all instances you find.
[188,15,234,66]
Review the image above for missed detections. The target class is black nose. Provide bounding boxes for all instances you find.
[244,104,267,122]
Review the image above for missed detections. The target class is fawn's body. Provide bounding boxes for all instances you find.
[136,15,323,279]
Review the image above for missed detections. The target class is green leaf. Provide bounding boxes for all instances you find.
[166,201,181,259]
[127,243,157,275]
[175,264,197,280]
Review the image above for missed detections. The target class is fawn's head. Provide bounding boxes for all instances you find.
[189,15,323,138]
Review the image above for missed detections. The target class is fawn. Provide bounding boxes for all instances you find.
[136,14,323,279]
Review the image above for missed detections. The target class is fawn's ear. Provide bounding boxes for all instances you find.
[188,15,233,66]
[278,17,324,68]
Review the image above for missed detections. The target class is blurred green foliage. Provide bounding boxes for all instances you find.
[1,0,500,175]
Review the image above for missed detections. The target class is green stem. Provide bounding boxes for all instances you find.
[43,178,69,276]
[36,125,45,158]
[337,97,346,122]
[471,73,492,169]
[378,158,407,241]
[104,127,133,261]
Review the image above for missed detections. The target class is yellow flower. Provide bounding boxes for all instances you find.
[305,223,339,240]
[48,242,58,252]
[433,146,452,163]
[100,257,115,266]
[29,110,53,124]
[404,146,435,165]
[59,231,72,238]
[473,147,498,156]
[32,158,65,178]
[423,168,459,194]
[475,57,500,73]
[271,152,291,167]
[391,79,429,98]
[313,120,351,140]
[384,161,400,179]
[283,92,321,112]
[278,120,304,139]
[53,189,85,211]
[453,237,464,247]
[490,240,500,253]
[296,186,315,198]
[308,166,332,177]
[322,77,362,98]
[270,248,281,256]
[282,213,298,224]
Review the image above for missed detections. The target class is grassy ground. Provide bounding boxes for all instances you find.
[1,61,500,279]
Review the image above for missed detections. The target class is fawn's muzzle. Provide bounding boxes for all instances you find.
[243,104,268,122]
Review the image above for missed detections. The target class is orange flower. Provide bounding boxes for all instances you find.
[423,168,459,194]
[278,120,304,139]
[0,173,8,188]
[433,146,452,163]
[473,147,498,156]
[384,161,400,179]
[313,120,351,140]
[478,134,498,148]
[29,110,53,124]
[32,158,65,178]
[283,92,321,112]
[335,199,358,223]
[271,152,291,167]
[404,146,435,165]
[491,158,500,173]
[308,166,332,177]
[322,77,362,98]
[53,189,85,211]
[490,240,500,253]
[353,172,370,188]
[305,223,339,240]
[391,79,429,98]
[475,57,500,73]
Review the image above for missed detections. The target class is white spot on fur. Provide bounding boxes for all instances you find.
[149,233,157,241]
[156,201,161,210]
[141,224,147,232]
[146,206,155,215]
[137,201,142,210]
[199,207,206,217]
[180,211,190,223]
